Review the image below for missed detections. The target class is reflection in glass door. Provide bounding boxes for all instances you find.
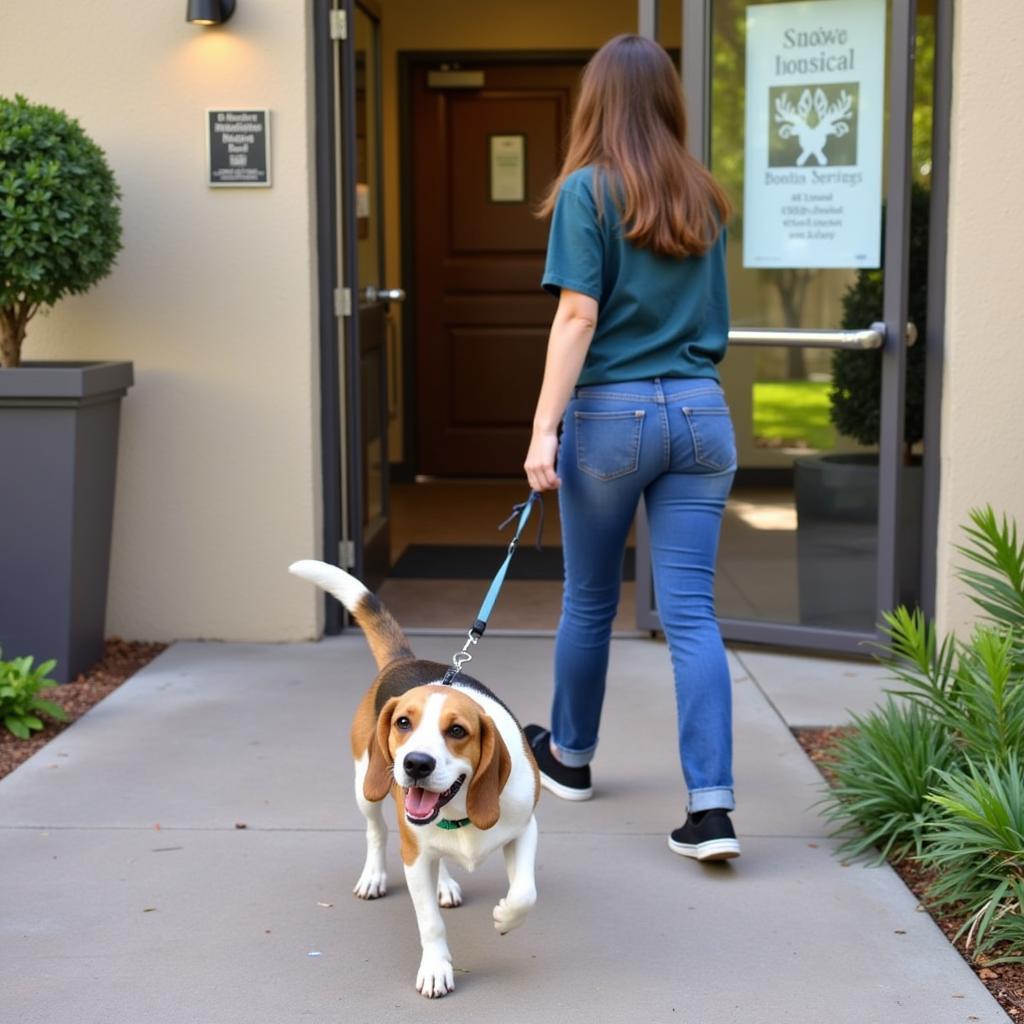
[638,0,935,651]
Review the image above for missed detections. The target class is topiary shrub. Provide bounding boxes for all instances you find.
[0,94,122,368]
[829,183,930,455]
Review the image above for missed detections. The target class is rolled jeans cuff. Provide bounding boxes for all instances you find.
[688,786,735,813]
[551,739,596,768]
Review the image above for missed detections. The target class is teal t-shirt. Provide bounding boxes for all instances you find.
[542,166,730,387]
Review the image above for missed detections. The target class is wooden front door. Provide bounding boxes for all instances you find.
[410,60,585,477]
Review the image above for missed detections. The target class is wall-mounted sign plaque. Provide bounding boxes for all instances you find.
[489,134,526,203]
[207,110,271,188]
[743,0,885,268]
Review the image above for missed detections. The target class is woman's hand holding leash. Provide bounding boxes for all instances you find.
[525,430,560,492]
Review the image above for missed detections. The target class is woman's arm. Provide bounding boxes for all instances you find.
[524,288,599,491]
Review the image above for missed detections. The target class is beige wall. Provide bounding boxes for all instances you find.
[936,0,1024,635]
[1,2,323,641]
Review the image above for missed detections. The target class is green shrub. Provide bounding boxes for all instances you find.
[829,183,929,452]
[882,609,1024,766]
[876,508,1024,765]
[0,650,67,739]
[924,757,1024,964]
[818,698,959,863]
[0,94,122,368]
[818,506,1024,960]
[957,506,1024,657]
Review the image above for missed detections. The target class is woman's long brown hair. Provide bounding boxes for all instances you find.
[538,34,731,258]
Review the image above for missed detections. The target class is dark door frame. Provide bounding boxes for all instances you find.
[920,0,954,621]
[313,0,386,632]
[353,1,392,590]
[312,0,344,634]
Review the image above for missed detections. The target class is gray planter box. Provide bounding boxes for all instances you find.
[0,361,133,682]
[794,453,923,632]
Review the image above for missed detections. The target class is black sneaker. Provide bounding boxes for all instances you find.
[523,725,593,801]
[668,809,741,861]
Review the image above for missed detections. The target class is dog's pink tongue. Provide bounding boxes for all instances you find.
[405,787,441,818]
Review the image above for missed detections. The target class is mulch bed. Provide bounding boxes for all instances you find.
[796,726,1024,1019]
[0,638,166,782]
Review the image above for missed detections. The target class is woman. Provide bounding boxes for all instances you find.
[523,34,740,862]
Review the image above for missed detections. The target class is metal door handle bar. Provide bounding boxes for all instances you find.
[728,322,917,349]
[364,286,406,304]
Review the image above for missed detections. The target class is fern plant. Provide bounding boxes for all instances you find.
[878,509,1024,766]
[0,651,67,739]
[818,506,1024,960]
[924,757,1024,964]
[820,505,1024,837]
[957,506,1024,662]
[817,698,959,863]
[875,605,957,722]
[881,611,1024,765]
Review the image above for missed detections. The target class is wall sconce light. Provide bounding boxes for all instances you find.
[186,0,236,26]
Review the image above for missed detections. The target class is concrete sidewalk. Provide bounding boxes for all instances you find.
[0,636,1007,1023]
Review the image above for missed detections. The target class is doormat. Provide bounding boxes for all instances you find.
[388,545,637,582]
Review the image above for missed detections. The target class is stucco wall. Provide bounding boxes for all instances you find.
[935,0,1024,635]
[1,2,322,641]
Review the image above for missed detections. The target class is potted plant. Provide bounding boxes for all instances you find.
[0,94,130,682]
[793,183,929,630]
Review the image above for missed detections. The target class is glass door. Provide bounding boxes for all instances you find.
[638,0,933,651]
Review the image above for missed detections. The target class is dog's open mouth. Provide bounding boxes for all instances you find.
[404,775,466,826]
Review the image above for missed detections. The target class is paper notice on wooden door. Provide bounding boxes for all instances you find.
[743,0,886,269]
[489,134,526,203]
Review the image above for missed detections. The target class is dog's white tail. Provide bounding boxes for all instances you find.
[289,560,413,670]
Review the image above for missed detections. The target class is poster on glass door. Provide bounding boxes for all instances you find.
[742,0,885,269]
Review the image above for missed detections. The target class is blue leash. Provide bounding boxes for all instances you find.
[440,491,543,686]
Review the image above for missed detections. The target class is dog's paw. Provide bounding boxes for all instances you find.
[492,894,534,935]
[353,868,387,900]
[437,875,463,908]
[416,955,454,998]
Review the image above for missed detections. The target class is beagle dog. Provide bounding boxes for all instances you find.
[288,560,540,999]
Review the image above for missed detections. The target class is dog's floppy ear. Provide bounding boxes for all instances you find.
[364,696,399,802]
[466,712,512,830]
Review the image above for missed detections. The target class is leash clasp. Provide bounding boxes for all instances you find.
[441,629,479,685]
[452,629,478,671]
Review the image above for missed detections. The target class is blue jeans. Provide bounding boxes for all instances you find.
[552,378,737,813]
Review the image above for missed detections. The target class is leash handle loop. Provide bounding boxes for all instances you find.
[473,491,541,636]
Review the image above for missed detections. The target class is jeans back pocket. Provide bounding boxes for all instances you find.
[574,409,645,480]
[681,407,736,472]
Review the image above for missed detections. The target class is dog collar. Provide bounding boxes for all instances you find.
[436,817,472,830]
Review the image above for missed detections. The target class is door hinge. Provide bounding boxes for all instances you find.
[338,540,355,568]
[329,9,347,40]
[334,286,352,318]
